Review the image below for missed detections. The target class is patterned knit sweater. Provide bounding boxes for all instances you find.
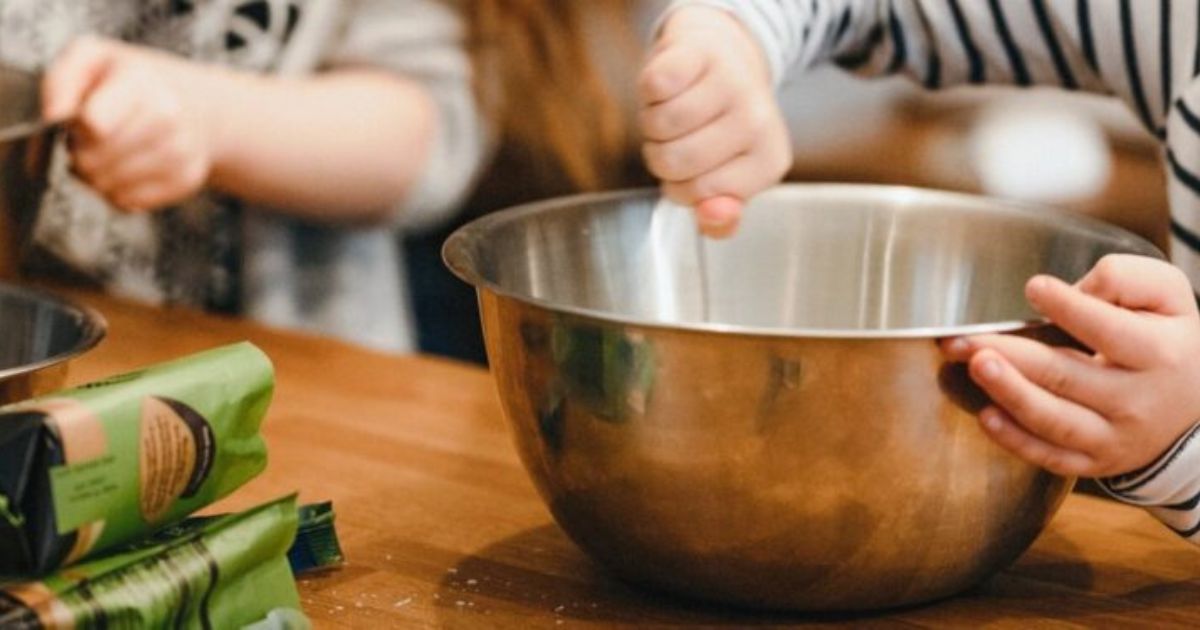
[0,0,487,351]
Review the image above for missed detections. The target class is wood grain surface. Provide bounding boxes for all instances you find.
[52,287,1200,629]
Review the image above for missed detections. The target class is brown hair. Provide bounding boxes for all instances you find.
[465,1,636,192]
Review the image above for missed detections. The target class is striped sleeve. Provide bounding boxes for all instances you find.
[664,0,1113,93]
[1099,423,1200,541]
[662,1,1200,143]
[1166,71,1200,292]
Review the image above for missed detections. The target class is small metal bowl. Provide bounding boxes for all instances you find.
[444,184,1162,611]
[0,284,106,402]
[0,67,104,400]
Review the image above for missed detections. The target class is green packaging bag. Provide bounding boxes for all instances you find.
[0,494,303,629]
[0,342,273,575]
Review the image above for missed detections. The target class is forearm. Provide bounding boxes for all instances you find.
[204,68,436,224]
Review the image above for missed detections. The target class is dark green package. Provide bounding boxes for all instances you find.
[0,494,304,629]
[0,342,273,575]
[287,502,344,574]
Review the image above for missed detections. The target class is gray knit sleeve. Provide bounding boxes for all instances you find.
[324,0,491,231]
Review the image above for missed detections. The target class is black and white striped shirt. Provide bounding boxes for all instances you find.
[674,0,1200,543]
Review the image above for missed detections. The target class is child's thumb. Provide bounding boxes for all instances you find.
[42,37,118,123]
[695,195,742,239]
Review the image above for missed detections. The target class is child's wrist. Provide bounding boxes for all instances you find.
[663,1,779,87]
[661,2,775,87]
[1099,420,1200,507]
[191,64,253,186]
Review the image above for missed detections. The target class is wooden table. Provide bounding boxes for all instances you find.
[52,288,1200,628]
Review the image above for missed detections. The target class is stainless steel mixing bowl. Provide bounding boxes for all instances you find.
[443,184,1163,611]
[0,284,105,402]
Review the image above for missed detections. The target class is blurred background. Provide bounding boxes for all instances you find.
[778,70,1166,251]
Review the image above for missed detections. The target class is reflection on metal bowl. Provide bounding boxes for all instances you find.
[444,184,1162,611]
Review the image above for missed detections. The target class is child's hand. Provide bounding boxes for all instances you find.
[638,6,791,238]
[941,255,1200,477]
[42,37,219,212]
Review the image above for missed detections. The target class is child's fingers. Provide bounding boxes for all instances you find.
[968,349,1112,455]
[639,73,731,142]
[694,196,742,238]
[1025,275,1163,369]
[83,144,177,197]
[73,118,171,183]
[643,113,753,184]
[976,406,1097,476]
[939,337,971,362]
[638,44,708,105]
[75,68,146,143]
[1075,254,1197,317]
[110,179,179,213]
[42,36,119,123]
[113,151,207,212]
[939,334,1092,363]
[660,144,789,208]
[945,334,1122,415]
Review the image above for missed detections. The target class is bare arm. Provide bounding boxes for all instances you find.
[204,67,436,224]
[43,37,436,224]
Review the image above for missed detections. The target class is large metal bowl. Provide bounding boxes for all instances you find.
[443,184,1162,611]
[0,284,105,402]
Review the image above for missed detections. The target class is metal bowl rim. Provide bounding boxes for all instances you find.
[443,183,1164,340]
[0,284,107,381]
